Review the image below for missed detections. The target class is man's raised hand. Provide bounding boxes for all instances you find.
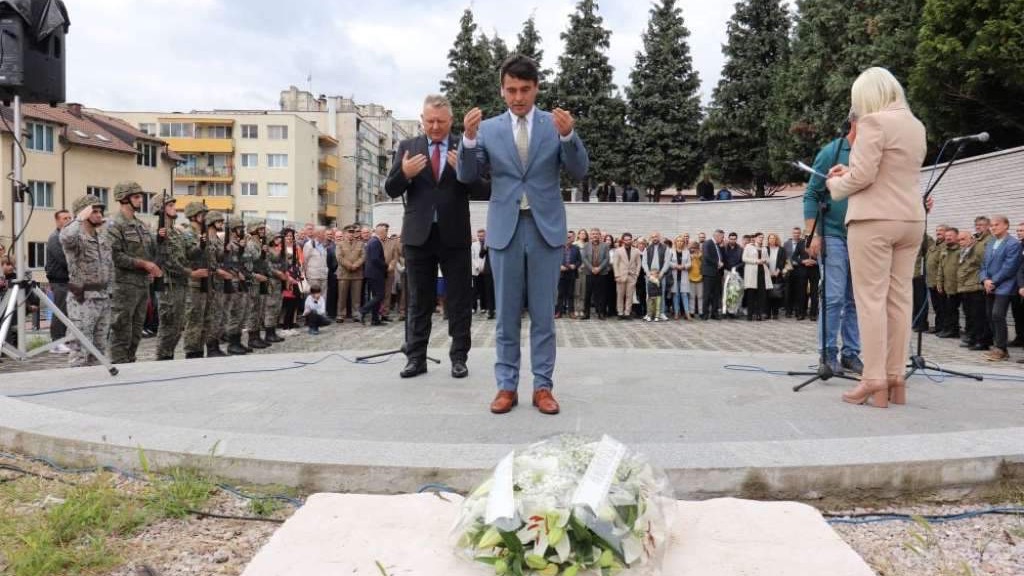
[401,150,428,180]
[464,107,482,140]
[552,108,575,137]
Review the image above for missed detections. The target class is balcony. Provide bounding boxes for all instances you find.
[318,178,339,193]
[164,137,235,154]
[319,154,339,169]
[172,194,234,212]
[175,166,235,183]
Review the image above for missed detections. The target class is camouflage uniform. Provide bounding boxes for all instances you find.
[153,198,191,359]
[182,202,212,357]
[243,222,269,349]
[264,242,286,336]
[105,182,155,364]
[203,211,232,353]
[224,217,250,353]
[60,195,113,367]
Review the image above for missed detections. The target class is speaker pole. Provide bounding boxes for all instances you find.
[12,94,27,354]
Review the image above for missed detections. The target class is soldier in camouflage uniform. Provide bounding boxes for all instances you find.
[203,211,234,356]
[152,197,192,359]
[262,233,287,343]
[106,182,160,364]
[224,216,251,355]
[60,195,114,367]
[243,221,270,350]
[182,202,214,358]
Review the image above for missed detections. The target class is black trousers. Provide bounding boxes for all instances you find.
[557,272,576,314]
[929,288,945,332]
[475,273,494,312]
[986,294,1012,351]
[1011,293,1023,342]
[49,283,68,340]
[912,276,928,330]
[583,274,606,317]
[961,290,987,344]
[702,270,722,317]
[404,224,472,362]
[604,273,618,317]
[359,277,385,321]
[940,292,960,334]
[792,266,819,318]
[325,273,338,319]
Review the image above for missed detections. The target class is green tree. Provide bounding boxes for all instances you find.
[701,0,791,197]
[550,0,620,191]
[515,14,553,107]
[910,0,1024,148]
[440,9,496,131]
[626,0,704,191]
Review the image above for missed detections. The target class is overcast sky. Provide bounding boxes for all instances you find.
[67,0,741,120]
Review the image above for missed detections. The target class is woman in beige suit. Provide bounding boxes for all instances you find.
[826,67,927,408]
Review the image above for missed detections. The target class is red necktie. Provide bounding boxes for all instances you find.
[431,141,442,181]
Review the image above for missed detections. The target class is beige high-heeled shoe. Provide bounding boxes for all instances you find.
[842,379,889,408]
[888,375,906,405]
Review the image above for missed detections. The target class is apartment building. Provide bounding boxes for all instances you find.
[0,103,176,280]
[102,110,335,228]
[278,86,421,225]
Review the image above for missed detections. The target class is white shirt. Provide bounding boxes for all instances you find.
[304,295,326,316]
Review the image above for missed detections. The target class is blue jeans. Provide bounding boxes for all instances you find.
[672,291,691,315]
[818,236,861,361]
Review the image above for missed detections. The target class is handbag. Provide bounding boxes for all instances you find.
[770,280,785,299]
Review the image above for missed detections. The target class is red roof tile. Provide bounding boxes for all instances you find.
[1,103,172,157]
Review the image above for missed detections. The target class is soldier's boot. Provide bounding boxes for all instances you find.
[184,351,204,359]
[156,354,174,361]
[240,333,254,352]
[264,328,284,343]
[227,334,248,355]
[206,339,227,357]
[248,333,269,349]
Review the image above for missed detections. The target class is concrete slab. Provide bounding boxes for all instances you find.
[1,349,1022,497]
[241,493,874,576]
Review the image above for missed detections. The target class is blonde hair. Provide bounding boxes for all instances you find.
[850,67,907,118]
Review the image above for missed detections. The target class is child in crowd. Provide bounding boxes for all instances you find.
[303,285,331,335]
[645,270,663,322]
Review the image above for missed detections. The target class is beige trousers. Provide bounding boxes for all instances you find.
[848,219,925,381]
[616,279,637,316]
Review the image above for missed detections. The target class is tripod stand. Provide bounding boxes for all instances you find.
[792,134,860,392]
[0,96,118,375]
[354,282,441,365]
[905,140,982,382]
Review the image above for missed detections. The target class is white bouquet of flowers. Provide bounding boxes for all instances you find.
[722,267,743,315]
[453,435,674,575]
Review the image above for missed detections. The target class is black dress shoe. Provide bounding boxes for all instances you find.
[400,360,427,378]
[451,360,469,379]
[959,340,977,348]
[968,343,991,351]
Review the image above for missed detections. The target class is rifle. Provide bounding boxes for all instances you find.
[197,200,210,293]
[152,189,167,292]
[258,233,269,295]
[222,224,235,294]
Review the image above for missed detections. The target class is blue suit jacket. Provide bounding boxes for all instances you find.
[363,236,387,281]
[457,109,589,250]
[980,235,1021,296]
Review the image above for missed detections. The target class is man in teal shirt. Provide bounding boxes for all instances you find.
[803,116,863,376]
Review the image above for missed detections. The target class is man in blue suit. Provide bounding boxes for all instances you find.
[359,223,389,326]
[458,55,590,415]
[979,215,1021,362]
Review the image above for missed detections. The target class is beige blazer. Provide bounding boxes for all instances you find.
[827,103,927,224]
[612,246,641,282]
[338,240,365,280]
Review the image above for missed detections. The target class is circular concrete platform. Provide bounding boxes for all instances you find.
[1,349,1022,498]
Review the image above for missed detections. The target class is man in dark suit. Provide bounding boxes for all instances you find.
[359,223,388,326]
[385,94,485,379]
[325,229,339,319]
[790,234,819,321]
[701,230,724,319]
[579,228,610,320]
[782,227,802,317]
[557,230,582,318]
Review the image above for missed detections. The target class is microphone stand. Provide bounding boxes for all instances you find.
[791,129,860,392]
[905,140,983,382]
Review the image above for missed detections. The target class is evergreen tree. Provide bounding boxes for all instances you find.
[550,0,620,189]
[701,0,791,197]
[515,15,553,106]
[626,0,703,191]
[440,9,496,132]
[910,0,1024,148]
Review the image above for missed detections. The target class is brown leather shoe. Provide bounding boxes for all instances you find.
[490,390,518,414]
[532,388,560,415]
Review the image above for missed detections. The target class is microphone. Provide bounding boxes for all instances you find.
[948,132,989,144]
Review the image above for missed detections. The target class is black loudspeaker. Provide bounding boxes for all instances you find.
[0,0,70,105]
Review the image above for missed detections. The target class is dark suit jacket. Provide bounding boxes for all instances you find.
[326,242,338,277]
[701,239,721,276]
[384,135,487,249]
[561,244,582,277]
[722,244,743,272]
[363,236,387,281]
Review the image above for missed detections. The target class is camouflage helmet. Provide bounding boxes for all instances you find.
[247,220,265,234]
[205,211,226,226]
[184,201,208,219]
[151,194,176,216]
[113,181,144,202]
[227,216,245,230]
[72,194,105,215]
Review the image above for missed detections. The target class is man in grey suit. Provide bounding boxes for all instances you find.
[580,227,610,320]
[458,54,590,415]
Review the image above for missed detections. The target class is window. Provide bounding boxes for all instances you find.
[241,124,258,139]
[137,142,158,167]
[27,122,55,152]
[206,125,232,139]
[240,182,258,196]
[138,123,156,136]
[267,154,288,168]
[28,242,46,269]
[173,183,196,196]
[266,211,287,224]
[240,153,258,167]
[158,122,194,138]
[87,186,110,205]
[207,183,231,196]
[267,183,288,198]
[29,181,54,208]
[240,210,258,220]
[139,192,153,214]
[268,125,288,140]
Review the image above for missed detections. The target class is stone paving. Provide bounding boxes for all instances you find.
[3,311,1018,374]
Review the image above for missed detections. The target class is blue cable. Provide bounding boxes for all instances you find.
[826,506,1024,525]
[417,483,459,494]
